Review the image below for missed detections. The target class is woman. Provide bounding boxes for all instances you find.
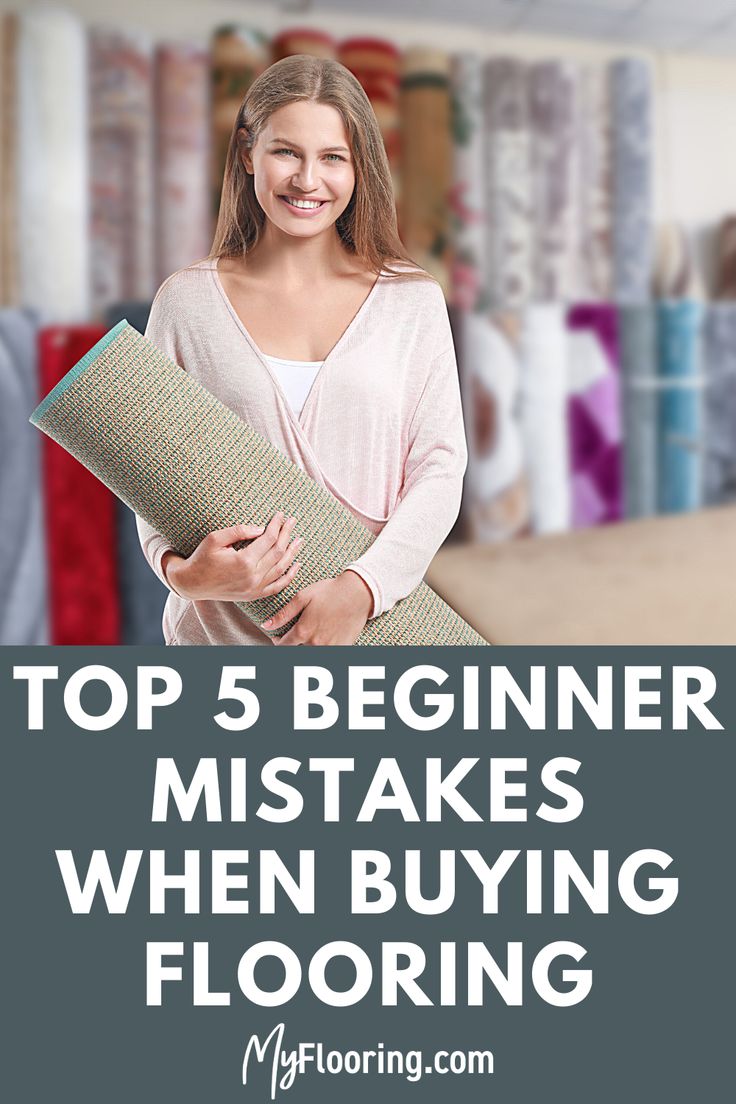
[137,54,467,645]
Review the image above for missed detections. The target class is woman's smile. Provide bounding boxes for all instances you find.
[278,194,330,215]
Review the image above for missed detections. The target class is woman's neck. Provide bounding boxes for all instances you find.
[239,224,362,286]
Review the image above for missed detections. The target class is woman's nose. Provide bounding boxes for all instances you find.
[292,159,321,190]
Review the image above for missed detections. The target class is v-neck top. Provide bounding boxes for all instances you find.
[136,257,468,645]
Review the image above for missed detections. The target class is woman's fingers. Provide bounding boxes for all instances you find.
[255,516,297,574]
[262,533,302,584]
[250,511,294,558]
[259,559,302,596]
[209,522,266,548]
[261,589,309,631]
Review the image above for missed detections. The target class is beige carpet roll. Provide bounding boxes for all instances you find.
[30,321,488,647]
[399,49,452,295]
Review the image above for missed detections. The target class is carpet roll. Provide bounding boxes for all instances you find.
[155,43,212,285]
[518,305,571,534]
[610,58,654,304]
[618,304,659,518]
[703,303,736,505]
[399,49,452,295]
[657,299,705,514]
[18,7,89,323]
[577,63,613,302]
[566,304,622,527]
[483,58,533,310]
[272,29,337,61]
[0,309,48,644]
[449,53,488,312]
[89,27,155,315]
[529,60,580,303]
[31,322,488,646]
[459,310,530,542]
[38,326,121,645]
[105,302,167,644]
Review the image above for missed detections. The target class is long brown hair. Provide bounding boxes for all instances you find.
[209,54,430,281]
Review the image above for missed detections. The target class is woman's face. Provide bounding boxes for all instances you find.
[243,101,356,239]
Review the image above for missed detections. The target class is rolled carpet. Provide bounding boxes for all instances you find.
[30,322,488,647]
[0,308,48,645]
[38,326,121,645]
[105,301,167,645]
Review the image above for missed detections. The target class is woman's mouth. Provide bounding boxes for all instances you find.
[278,195,328,215]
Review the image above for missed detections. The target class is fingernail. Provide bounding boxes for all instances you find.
[261,618,273,627]
[294,536,302,545]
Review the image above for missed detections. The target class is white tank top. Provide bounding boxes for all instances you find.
[262,353,324,417]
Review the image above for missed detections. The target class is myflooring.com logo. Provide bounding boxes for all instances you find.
[242,1023,494,1097]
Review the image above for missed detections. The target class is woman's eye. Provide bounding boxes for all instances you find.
[273,148,345,162]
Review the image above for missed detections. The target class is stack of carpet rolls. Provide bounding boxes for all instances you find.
[29,319,489,647]
[4,8,736,641]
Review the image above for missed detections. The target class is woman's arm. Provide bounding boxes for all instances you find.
[265,340,468,643]
[342,341,468,617]
[134,276,302,605]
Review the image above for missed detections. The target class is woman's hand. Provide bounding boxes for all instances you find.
[164,511,302,601]
[263,570,374,645]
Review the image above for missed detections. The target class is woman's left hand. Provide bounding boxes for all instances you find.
[263,571,374,645]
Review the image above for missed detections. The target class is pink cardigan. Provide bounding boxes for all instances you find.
[136,258,468,644]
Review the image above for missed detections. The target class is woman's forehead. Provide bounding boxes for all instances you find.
[263,101,349,145]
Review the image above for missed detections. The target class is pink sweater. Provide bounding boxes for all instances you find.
[136,258,468,645]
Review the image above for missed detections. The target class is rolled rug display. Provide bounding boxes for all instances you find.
[610,58,654,304]
[577,63,613,302]
[657,299,705,514]
[89,27,155,315]
[38,326,121,645]
[566,304,623,527]
[155,42,212,285]
[518,304,571,534]
[30,322,489,647]
[17,7,89,323]
[399,49,452,295]
[618,303,659,518]
[0,309,48,645]
[483,58,533,310]
[449,53,488,312]
[459,310,530,542]
[529,59,580,303]
[272,28,337,61]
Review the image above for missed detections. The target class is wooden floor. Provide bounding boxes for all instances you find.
[426,505,736,644]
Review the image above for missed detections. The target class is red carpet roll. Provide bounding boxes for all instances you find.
[38,326,121,644]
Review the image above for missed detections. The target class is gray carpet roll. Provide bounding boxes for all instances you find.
[0,308,49,644]
[31,321,489,646]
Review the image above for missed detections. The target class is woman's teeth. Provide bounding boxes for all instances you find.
[282,196,324,209]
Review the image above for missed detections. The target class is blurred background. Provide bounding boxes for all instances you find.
[2,0,736,645]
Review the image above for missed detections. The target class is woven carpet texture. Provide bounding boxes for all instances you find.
[30,320,489,646]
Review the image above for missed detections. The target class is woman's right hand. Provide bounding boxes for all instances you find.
[163,511,302,601]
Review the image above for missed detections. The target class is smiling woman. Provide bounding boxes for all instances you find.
[135,55,471,647]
